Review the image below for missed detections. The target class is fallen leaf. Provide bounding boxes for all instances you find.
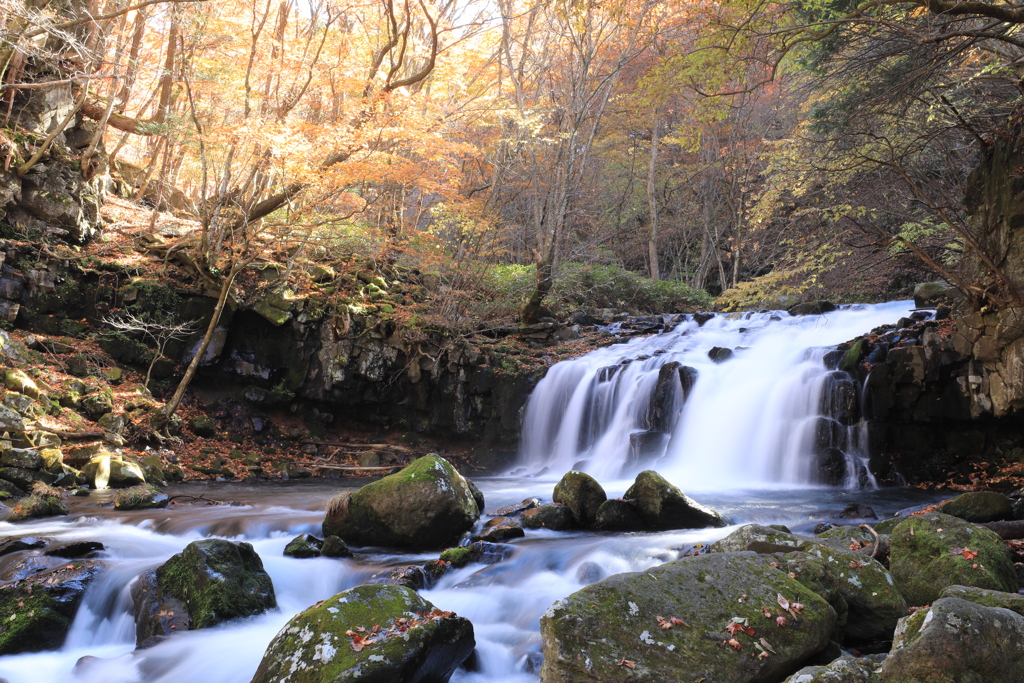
[776,616,787,628]
[759,637,776,654]
[757,651,770,660]
[761,608,772,619]
[777,594,790,611]
[742,625,757,636]
[670,617,690,627]
[615,658,635,669]
[727,638,742,650]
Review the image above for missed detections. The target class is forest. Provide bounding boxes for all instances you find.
[4,0,1023,327]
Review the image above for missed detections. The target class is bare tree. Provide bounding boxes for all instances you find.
[103,311,200,389]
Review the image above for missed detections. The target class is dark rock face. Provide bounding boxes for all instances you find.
[0,560,104,655]
[624,470,726,530]
[322,455,480,550]
[131,569,191,647]
[251,584,474,683]
[520,504,575,531]
[594,498,645,531]
[937,491,1013,523]
[154,539,276,630]
[540,553,836,683]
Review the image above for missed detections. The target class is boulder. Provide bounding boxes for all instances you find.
[7,493,67,522]
[521,504,575,531]
[3,369,40,399]
[155,539,276,629]
[889,512,1018,605]
[710,524,815,554]
[788,301,837,316]
[881,598,1024,682]
[84,455,146,489]
[552,471,606,527]
[594,498,645,531]
[322,455,481,550]
[937,491,1013,523]
[80,390,114,419]
[320,536,352,559]
[1,448,44,470]
[251,584,474,683]
[284,534,323,558]
[0,404,25,432]
[0,467,56,491]
[113,485,168,510]
[472,519,524,543]
[783,655,885,683]
[0,560,103,655]
[131,569,191,647]
[625,470,726,530]
[938,584,1024,615]
[540,552,836,683]
[708,346,734,363]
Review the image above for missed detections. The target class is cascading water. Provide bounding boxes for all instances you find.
[517,301,919,488]
[0,301,949,683]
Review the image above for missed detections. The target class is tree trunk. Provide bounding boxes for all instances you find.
[647,113,661,281]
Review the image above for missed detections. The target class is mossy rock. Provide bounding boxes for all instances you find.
[80,389,114,419]
[937,491,1013,523]
[540,552,836,683]
[113,484,168,510]
[284,534,322,559]
[0,561,103,655]
[938,584,1024,616]
[250,584,474,683]
[322,455,480,550]
[625,470,725,530]
[889,512,1018,605]
[190,416,217,438]
[156,539,276,630]
[839,338,868,373]
[3,369,40,399]
[881,598,1024,682]
[439,546,472,568]
[7,494,67,522]
[784,655,885,683]
[320,536,352,558]
[1,447,44,469]
[709,524,816,554]
[552,471,606,527]
[594,498,645,531]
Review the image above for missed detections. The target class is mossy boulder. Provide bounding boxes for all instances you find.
[710,524,816,554]
[84,455,146,489]
[3,369,40,399]
[0,466,56,491]
[783,655,884,683]
[937,491,1013,523]
[81,389,114,420]
[0,561,103,654]
[1,447,44,469]
[130,568,191,647]
[938,584,1024,615]
[552,471,606,527]
[594,498,645,531]
[251,584,475,683]
[284,534,323,558]
[889,512,1018,606]
[472,518,524,543]
[113,484,168,510]
[439,547,473,568]
[520,504,575,531]
[0,404,25,432]
[190,416,217,438]
[320,536,352,559]
[155,539,276,630]
[540,552,836,683]
[624,470,725,530]
[322,455,480,550]
[881,598,1024,682]
[7,494,67,521]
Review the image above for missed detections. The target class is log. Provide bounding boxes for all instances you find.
[297,463,401,473]
[298,439,415,452]
[979,519,1024,540]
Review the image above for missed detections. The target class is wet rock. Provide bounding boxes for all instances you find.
[0,560,103,655]
[708,346,734,363]
[7,492,67,522]
[369,564,430,590]
[889,512,1018,605]
[593,498,645,531]
[540,552,836,683]
[882,598,1024,682]
[936,491,1013,523]
[0,536,48,557]
[472,519,524,543]
[251,584,474,683]
[552,471,606,527]
[131,568,191,647]
[839,503,878,520]
[938,584,1024,615]
[155,539,276,629]
[488,497,539,517]
[912,281,962,308]
[783,654,885,683]
[44,541,104,559]
[84,455,146,489]
[320,536,352,559]
[322,454,480,550]
[284,534,323,558]
[113,484,168,510]
[624,470,726,530]
[710,524,817,554]
[693,312,715,326]
[788,300,837,316]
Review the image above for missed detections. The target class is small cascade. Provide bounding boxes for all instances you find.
[517,301,918,488]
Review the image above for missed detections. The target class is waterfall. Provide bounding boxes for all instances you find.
[516,301,918,488]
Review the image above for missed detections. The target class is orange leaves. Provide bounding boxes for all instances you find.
[655,615,690,630]
[950,547,979,561]
[344,609,458,652]
[615,658,636,669]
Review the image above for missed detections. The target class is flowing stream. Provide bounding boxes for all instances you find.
[0,302,947,683]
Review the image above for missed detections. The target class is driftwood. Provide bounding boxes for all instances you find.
[979,520,1024,540]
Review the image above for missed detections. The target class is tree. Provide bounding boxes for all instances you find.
[103,311,199,389]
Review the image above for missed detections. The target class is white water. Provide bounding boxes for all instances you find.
[517,301,917,489]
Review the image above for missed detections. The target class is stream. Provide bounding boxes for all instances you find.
[0,301,951,682]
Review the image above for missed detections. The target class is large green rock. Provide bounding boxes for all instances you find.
[3,369,40,399]
[937,491,1013,523]
[624,469,726,530]
[322,455,480,550]
[539,552,836,683]
[937,584,1024,615]
[889,512,1018,605]
[552,471,606,526]
[155,539,276,629]
[0,561,103,655]
[521,504,575,531]
[710,524,815,554]
[783,654,885,683]
[251,584,474,683]
[881,598,1024,682]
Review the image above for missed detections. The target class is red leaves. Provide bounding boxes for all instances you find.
[849,560,864,569]
[344,610,459,652]
[775,616,787,628]
[345,630,373,652]
[950,547,979,561]
[615,658,635,669]
[761,607,772,619]
[670,617,690,627]
[655,615,690,630]
[726,638,743,650]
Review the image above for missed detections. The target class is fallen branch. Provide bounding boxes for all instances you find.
[299,439,415,452]
[296,462,402,473]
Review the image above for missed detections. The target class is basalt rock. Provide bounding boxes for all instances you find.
[624,470,726,530]
[552,471,606,527]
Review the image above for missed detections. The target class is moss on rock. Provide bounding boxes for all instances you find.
[250,584,474,683]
